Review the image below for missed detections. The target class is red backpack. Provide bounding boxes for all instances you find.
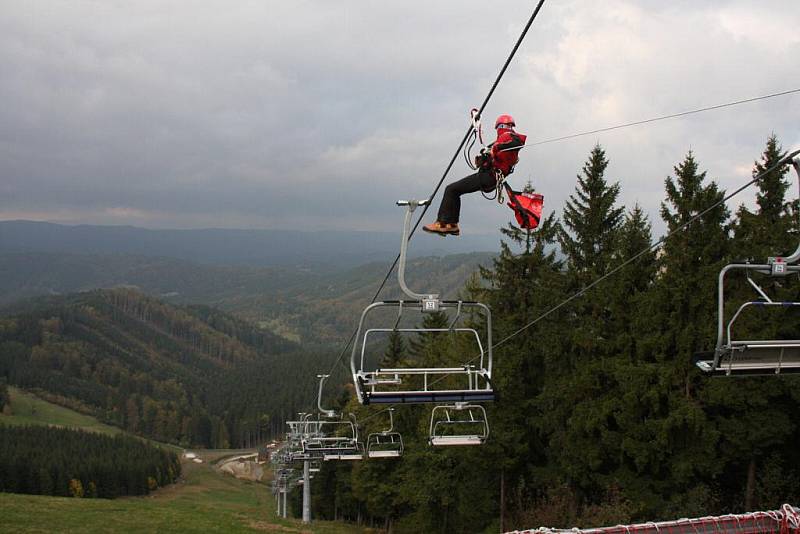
[504,184,543,230]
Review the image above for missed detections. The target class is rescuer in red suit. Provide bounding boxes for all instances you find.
[423,114,526,236]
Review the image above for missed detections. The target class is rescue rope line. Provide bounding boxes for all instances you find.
[510,88,800,151]
[318,0,549,385]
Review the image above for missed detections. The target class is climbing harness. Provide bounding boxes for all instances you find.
[351,198,495,406]
[694,149,800,376]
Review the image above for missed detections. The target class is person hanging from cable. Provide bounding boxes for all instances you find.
[423,114,526,236]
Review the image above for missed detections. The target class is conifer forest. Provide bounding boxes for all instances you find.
[0,425,180,498]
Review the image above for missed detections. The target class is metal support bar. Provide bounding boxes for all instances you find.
[396,199,439,305]
[302,460,310,524]
[746,269,773,303]
[316,374,337,419]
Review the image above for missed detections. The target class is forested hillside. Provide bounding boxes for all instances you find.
[309,136,800,532]
[0,425,180,498]
[0,252,494,343]
[0,288,326,447]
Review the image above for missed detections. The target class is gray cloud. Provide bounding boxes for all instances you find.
[1,1,798,234]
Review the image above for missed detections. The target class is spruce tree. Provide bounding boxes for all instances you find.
[558,144,624,364]
[629,151,729,514]
[559,144,625,281]
[477,181,566,523]
[703,136,799,510]
[608,205,657,361]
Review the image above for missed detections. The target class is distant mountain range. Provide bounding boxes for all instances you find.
[0,250,495,343]
[0,220,501,269]
[1,220,500,342]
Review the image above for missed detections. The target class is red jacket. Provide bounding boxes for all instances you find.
[490,129,526,176]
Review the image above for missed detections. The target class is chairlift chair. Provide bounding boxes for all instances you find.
[351,198,495,405]
[301,375,365,461]
[428,403,489,446]
[366,408,404,459]
[695,149,800,376]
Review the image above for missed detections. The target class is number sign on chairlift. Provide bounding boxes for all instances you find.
[428,403,489,447]
[351,198,495,405]
[694,150,800,376]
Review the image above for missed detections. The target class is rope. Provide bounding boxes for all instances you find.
[499,88,800,153]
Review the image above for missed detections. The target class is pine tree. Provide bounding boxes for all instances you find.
[381,330,406,368]
[557,144,624,364]
[559,144,625,281]
[703,136,799,510]
[624,151,730,514]
[608,205,657,361]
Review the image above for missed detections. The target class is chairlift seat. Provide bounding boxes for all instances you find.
[367,450,402,458]
[428,404,489,447]
[363,389,496,404]
[694,342,800,376]
[352,300,495,406]
[429,435,485,447]
[323,451,364,461]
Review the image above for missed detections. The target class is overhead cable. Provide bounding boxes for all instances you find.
[525,88,800,148]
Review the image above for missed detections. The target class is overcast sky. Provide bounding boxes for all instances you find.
[1,1,799,237]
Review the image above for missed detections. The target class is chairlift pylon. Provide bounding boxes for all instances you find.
[366,408,404,459]
[351,198,495,405]
[428,403,489,446]
[694,149,800,375]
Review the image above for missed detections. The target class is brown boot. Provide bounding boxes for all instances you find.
[423,221,460,236]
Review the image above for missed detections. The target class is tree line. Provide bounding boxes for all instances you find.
[303,135,800,532]
[0,425,180,498]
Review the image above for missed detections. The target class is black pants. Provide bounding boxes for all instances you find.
[437,170,496,224]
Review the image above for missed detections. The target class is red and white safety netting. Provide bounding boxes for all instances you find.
[508,504,800,534]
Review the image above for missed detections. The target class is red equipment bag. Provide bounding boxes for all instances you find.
[504,183,543,230]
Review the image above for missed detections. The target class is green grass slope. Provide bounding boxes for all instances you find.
[0,452,365,533]
[0,386,120,436]
[0,390,362,533]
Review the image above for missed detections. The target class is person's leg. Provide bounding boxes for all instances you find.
[437,172,484,224]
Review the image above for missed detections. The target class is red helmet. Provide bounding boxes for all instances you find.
[495,114,515,129]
